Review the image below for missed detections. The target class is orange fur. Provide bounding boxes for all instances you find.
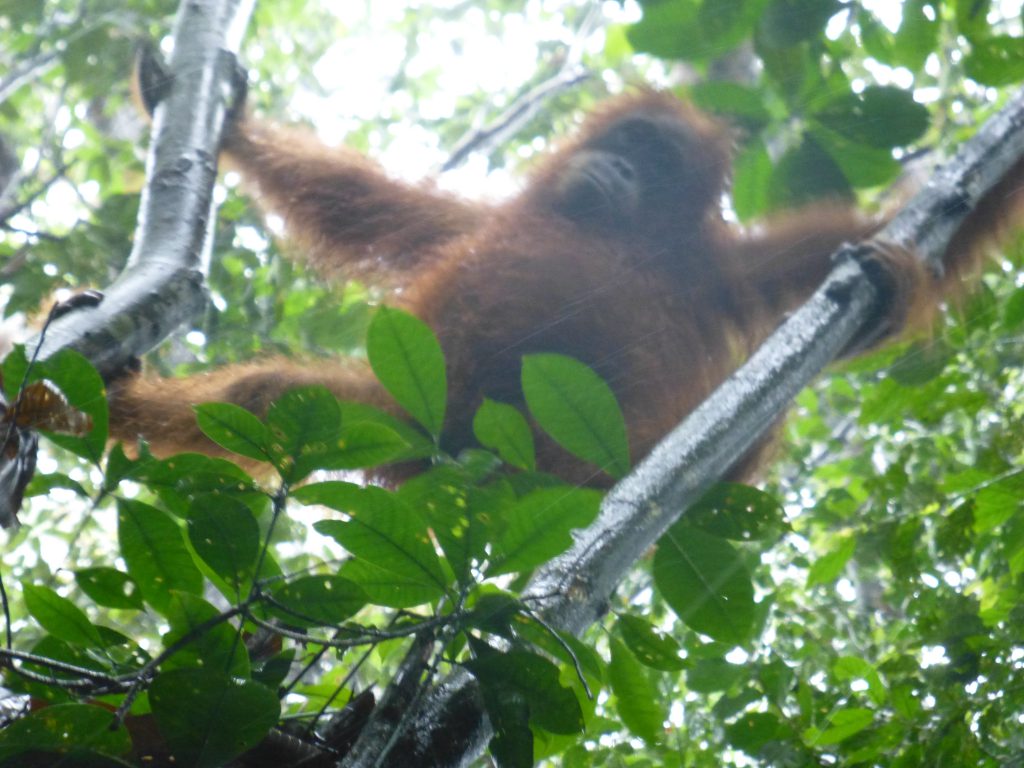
[108,92,1013,485]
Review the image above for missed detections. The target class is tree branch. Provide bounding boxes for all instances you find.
[26,0,255,379]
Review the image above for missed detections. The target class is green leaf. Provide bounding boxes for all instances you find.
[731,138,773,220]
[686,483,786,541]
[888,340,952,386]
[617,614,686,671]
[0,703,131,762]
[338,401,435,461]
[687,658,745,693]
[22,583,103,648]
[268,575,366,628]
[833,655,887,706]
[163,593,249,677]
[627,2,702,60]
[317,422,409,470]
[74,567,143,611]
[758,0,842,48]
[399,467,504,581]
[265,385,341,481]
[521,354,629,479]
[809,124,902,188]
[489,487,601,576]
[465,647,585,736]
[118,498,203,614]
[187,494,260,592]
[813,86,930,148]
[24,471,88,500]
[768,136,851,211]
[804,706,874,745]
[301,482,448,591]
[1002,285,1024,329]
[891,0,938,71]
[964,35,1024,86]
[688,81,770,130]
[955,0,992,41]
[103,442,139,490]
[194,402,270,461]
[135,452,263,518]
[608,637,664,744]
[473,398,536,471]
[339,557,443,608]
[150,669,279,768]
[367,306,446,436]
[974,476,1024,533]
[653,524,755,645]
[725,712,794,755]
[807,534,856,586]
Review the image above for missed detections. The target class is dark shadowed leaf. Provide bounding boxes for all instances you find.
[187,494,260,591]
[75,567,144,610]
[687,483,786,541]
[617,614,686,671]
[465,646,584,736]
[0,703,130,762]
[339,557,444,608]
[163,592,249,677]
[150,669,279,768]
[804,707,874,745]
[269,574,366,627]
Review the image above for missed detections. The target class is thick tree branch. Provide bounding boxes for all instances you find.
[359,87,1024,767]
[26,0,254,378]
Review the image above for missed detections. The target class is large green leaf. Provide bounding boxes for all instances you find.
[187,494,260,592]
[195,402,270,461]
[265,384,340,481]
[22,583,103,648]
[686,483,786,542]
[521,354,629,479]
[74,567,144,611]
[367,306,446,437]
[653,524,755,645]
[465,646,585,736]
[398,467,506,582]
[118,498,203,614]
[268,575,366,627]
[162,592,249,678]
[488,487,601,576]
[339,558,444,608]
[150,669,279,768]
[301,482,448,592]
